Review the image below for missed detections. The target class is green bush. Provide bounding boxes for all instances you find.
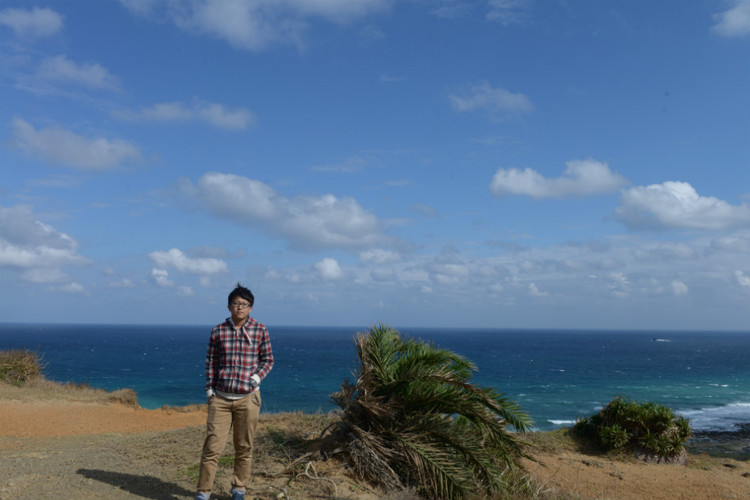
[574,396,691,459]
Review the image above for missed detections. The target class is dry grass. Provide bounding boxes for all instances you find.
[0,349,43,385]
[0,349,138,406]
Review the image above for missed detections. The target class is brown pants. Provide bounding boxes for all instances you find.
[197,390,261,493]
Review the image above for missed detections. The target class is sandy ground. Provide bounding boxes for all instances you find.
[1,399,749,500]
[0,399,207,437]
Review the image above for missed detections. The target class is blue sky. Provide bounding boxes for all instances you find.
[1,0,749,330]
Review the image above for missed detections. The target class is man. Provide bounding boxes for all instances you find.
[195,283,274,500]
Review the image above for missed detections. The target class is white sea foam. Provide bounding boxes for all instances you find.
[548,419,576,426]
[679,402,750,432]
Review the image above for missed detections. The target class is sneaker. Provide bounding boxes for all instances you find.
[194,493,210,500]
[231,489,245,500]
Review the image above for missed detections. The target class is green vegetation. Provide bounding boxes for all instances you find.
[573,396,691,460]
[318,324,533,500]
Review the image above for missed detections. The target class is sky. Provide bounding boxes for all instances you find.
[1,0,749,330]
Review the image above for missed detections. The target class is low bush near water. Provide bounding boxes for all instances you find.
[0,349,44,385]
[573,396,691,460]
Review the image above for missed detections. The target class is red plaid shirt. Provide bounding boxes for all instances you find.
[205,317,274,395]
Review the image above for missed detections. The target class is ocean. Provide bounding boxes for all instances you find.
[1,323,748,433]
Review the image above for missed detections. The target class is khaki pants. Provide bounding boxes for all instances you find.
[197,390,261,493]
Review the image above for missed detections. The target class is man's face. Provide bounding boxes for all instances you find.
[228,298,253,324]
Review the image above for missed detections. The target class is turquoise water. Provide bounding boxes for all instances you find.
[1,324,748,432]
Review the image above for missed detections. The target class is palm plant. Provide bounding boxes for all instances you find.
[323,324,532,500]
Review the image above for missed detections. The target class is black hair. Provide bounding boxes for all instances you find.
[228,282,254,307]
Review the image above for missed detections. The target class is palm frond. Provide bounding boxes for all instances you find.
[326,324,532,500]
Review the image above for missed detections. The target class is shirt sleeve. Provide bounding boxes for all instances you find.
[205,328,220,392]
[254,326,274,381]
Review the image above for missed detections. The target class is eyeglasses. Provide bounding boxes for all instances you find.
[230,302,252,309]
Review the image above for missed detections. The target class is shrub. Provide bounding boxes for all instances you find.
[573,396,691,460]
[318,325,532,500]
[0,349,44,385]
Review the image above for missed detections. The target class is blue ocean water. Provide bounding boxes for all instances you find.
[1,323,748,433]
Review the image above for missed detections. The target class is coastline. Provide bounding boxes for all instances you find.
[688,424,750,458]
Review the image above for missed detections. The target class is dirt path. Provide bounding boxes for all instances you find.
[1,399,749,500]
[0,401,379,500]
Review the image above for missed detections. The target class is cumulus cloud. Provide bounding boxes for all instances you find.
[359,248,400,264]
[671,280,689,296]
[148,248,228,274]
[0,204,86,288]
[529,282,547,297]
[115,98,254,130]
[450,80,533,116]
[0,7,63,38]
[179,172,391,250]
[119,0,389,51]
[315,258,344,280]
[151,268,174,287]
[490,159,629,199]
[10,117,141,170]
[36,55,120,91]
[712,0,750,37]
[615,181,750,230]
[736,270,750,288]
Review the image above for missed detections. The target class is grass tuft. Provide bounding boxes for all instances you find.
[0,349,44,385]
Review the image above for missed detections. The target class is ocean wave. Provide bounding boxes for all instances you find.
[679,402,750,432]
[548,419,576,426]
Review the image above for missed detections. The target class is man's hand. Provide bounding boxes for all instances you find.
[206,388,215,404]
[250,374,261,388]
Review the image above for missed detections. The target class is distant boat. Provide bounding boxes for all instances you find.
[652,338,671,342]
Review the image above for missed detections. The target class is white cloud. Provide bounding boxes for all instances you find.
[671,280,689,296]
[450,80,533,116]
[0,204,87,290]
[120,0,389,51]
[615,181,750,230]
[490,158,629,198]
[110,278,136,288]
[736,270,750,288]
[712,0,750,38]
[0,205,84,269]
[359,248,400,264]
[151,268,174,287]
[148,248,228,274]
[529,282,547,297]
[179,172,391,250]
[487,0,529,24]
[10,117,141,170]
[115,98,254,130]
[56,282,86,294]
[20,267,68,284]
[0,7,63,38]
[36,55,120,90]
[315,257,344,280]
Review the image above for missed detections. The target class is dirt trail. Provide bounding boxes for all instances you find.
[1,399,749,500]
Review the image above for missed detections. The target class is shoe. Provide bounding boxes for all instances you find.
[194,493,210,500]
[231,489,245,500]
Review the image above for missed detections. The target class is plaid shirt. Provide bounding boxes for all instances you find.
[205,317,274,395]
